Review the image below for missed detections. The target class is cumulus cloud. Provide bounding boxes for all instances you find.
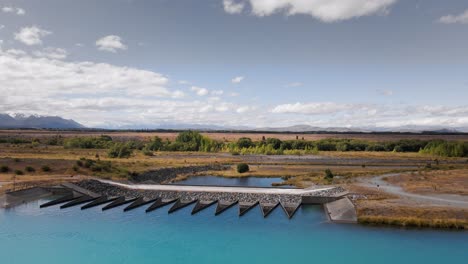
[438,9,468,24]
[14,26,51,45]
[231,76,244,83]
[223,0,245,14]
[223,0,397,22]
[191,86,209,96]
[0,25,5,30]
[96,35,127,52]
[33,47,68,60]
[0,47,259,128]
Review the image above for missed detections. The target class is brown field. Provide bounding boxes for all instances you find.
[385,169,468,196]
[2,129,468,142]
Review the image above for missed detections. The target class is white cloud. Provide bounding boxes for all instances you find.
[75,43,84,47]
[191,86,209,96]
[16,8,25,15]
[376,89,393,96]
[286,82,303,87]
[33,47,68,60]
[211,90,224,96]
[178,80,191,85]
[2,6,26,15]
[223,0,245,14]
[231,76,244,83]
[230,92,240,97]
[14,26,51,46]
[0,25,5,30]
[1,6,14,13]
[223,0,397,22]
[96,35,127,52]
[438,9,468,24]
[272,102,357,115]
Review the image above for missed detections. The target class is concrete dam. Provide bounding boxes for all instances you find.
[3,180,357,222]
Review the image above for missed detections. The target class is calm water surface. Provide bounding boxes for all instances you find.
[172,175,293,188]
[0,199,467,264]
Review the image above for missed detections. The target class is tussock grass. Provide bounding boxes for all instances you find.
[359,216,467,230]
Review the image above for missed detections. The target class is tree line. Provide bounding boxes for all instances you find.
[1,131,467,158]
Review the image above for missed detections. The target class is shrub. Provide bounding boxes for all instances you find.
[324,169,334,179]
[41,165,51,172]
[76,160,83,167]
[175,131,203,151]
[15,170,24,175]
[72,165,79,172]
[63,135,113,149]
[237,137,254,149]
[25,166,35,172]
[237,163,250,173]
[108,143,133,158]
[0,165,9,173]
[146,136,164,151]
[14,158,21,162]
[143,150,154,156]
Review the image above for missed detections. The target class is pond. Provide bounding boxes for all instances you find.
[171,175,294,188]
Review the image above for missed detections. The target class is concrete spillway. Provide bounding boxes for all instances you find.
[35,180,353,221]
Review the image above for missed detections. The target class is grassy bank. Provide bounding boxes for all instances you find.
[358,216,467,230]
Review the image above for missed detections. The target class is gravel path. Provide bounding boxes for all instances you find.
[358,173,468,209]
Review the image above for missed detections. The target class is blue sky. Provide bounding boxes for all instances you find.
[1,0,468,129]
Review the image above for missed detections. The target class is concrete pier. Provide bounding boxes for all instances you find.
[168,199,198,214]
[102,197,138,211]
[191,200,217,215]
[146,198,177,213]
[81,196,118,210]
[239,202,259,216]
[40,193,81,208]
[215,200,238,216]
[124,197,157,212]
[260,202,280,218]
[280,202,301,219]
[60,195,98,209]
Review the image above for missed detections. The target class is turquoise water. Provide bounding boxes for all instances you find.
[173,175,293,188]
[1,199,467,264]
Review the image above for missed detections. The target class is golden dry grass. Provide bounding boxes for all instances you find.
[3,129,468,142]
[385,169,468,196]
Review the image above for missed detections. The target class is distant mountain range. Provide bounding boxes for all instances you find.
[0,114,85,129]
[1,113,467,133]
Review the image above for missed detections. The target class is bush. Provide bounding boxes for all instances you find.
[76,160,83,167]
[146,136,164,151]
[25,166,35,172]
[63,135,113,149]
[14,158,21,162]
[143,150,154,156]
[237,163,250,173]
[237,137,254,149]
[41,165,51,172]
[108,143,133,158]
[324,169,334,179]
[0,165,9,173]
[15,170,24,175]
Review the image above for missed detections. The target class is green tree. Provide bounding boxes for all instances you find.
[237,163,250,173]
